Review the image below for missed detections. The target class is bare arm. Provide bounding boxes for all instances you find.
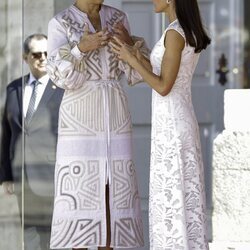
[135,49,152,72]
[111,30,184,96]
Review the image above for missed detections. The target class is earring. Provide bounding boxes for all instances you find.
[166,0,171,3]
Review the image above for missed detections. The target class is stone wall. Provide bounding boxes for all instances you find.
[212,131,250,241]
[0,0,22,107]
[212,90,250,246]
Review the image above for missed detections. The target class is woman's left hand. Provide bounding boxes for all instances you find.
[110,37,136,64]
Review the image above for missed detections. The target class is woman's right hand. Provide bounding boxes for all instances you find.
[77,23,110,53]
[2,181,14,195]
[110,36,137,65]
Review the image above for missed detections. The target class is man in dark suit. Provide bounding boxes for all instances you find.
[0,34,64,250]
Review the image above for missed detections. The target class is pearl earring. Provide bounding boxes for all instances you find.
[166,0,171,3]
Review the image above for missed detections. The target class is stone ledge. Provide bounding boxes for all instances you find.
[213,130,250,171]
[212,130,250,242]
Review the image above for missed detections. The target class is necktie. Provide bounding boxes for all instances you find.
[26,80,40,123]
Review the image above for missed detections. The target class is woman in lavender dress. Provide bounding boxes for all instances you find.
[47,0,149,249]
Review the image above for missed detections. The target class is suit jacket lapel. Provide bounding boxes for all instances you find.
[17,75,29,116]
[27,80,57,126]
[36,80,56,110]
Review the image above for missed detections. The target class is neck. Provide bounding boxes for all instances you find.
[74,1,101,15]
[32,72,46,80]
[167,15,177,24]
[165,5,177,23]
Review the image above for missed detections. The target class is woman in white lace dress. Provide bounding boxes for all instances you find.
[111,0,211,249]
[47,0,149,249]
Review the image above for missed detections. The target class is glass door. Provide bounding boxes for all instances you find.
[21,1,64,250]
[0,0,23,249]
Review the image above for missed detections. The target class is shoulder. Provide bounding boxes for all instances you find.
[48,80,64,94]
[48,5,73,26]
[7,76,25,90]
[102,4,126,15]
[102,4,127,21]
[53,5,71,19]
[166,19,185,41]
[164,22,185,51]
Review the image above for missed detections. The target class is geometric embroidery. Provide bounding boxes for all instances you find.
[48,4,146,248]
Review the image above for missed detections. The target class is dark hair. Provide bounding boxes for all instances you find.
[175,0,211,53]
[23,33,47,54]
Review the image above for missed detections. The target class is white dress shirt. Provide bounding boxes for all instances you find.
[23,73,49,117]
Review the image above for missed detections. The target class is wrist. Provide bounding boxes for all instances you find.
[130,55,139,67]
[77,43,88,54]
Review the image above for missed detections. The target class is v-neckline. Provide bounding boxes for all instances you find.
[71,4,104,32]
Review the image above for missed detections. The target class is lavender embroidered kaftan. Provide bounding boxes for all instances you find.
[47,4,147,249]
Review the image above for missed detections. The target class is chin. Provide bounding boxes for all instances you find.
[154,8,162,13]
[154,9,161,13]
[38,67,46,73]
[153,5,163,13]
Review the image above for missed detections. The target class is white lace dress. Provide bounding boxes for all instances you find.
[149,20,209,250]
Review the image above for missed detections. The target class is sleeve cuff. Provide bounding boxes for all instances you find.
[71,45,86,60]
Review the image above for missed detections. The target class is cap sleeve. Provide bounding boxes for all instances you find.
[166,20,186,41]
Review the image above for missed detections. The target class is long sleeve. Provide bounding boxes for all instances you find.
[119,15,151,86]
[0,92,13,184]
[47,18,88,90]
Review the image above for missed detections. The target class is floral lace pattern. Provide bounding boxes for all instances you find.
[149,20,209,250]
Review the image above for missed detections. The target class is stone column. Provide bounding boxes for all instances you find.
[211,90,250,249]
[23,1,54,73]
[0,0,22,105]
[0,7,23,247]
[23,1,54,37]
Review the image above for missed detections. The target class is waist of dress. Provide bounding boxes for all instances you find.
[85,79,122,88]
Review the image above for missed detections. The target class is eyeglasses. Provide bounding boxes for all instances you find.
[31,51,47,59]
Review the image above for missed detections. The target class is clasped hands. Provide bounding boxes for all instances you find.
[78,21,138,64]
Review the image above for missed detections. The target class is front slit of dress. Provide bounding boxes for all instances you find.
[101,68,111,186]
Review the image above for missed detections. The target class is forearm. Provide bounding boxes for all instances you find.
[132,36,151,71]
[118,47,150,86]
[130,57,170,96]
[118,46,151,86]
[137,53,152,72]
